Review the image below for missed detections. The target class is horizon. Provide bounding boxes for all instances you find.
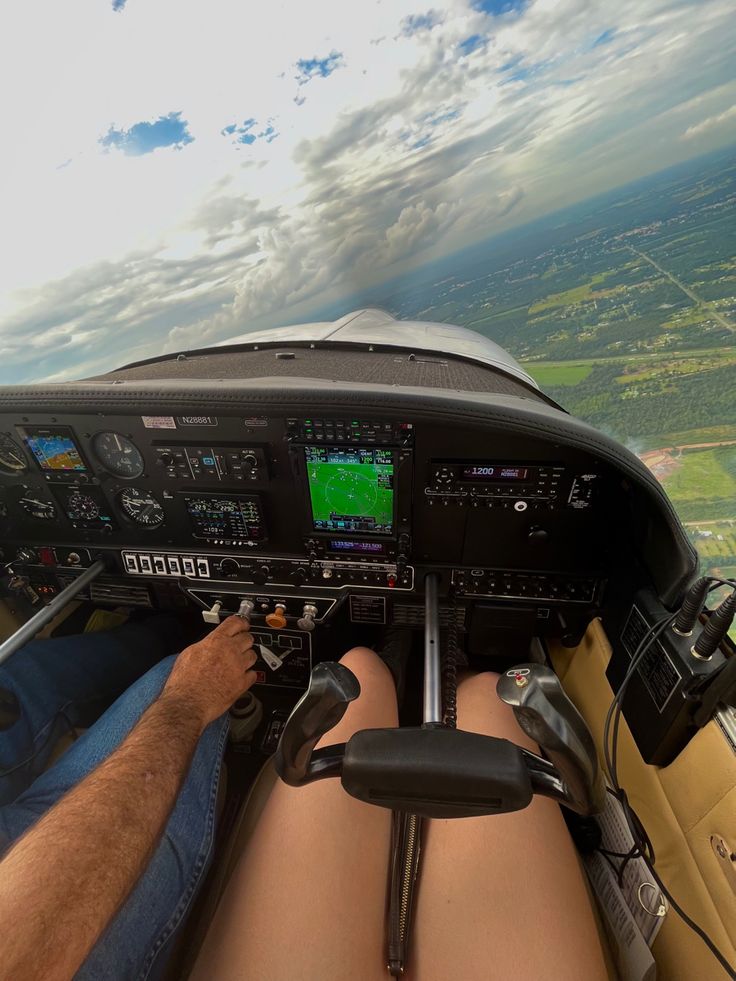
[0,0,734,384]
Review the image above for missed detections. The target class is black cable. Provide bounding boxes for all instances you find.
[441,595,459,729]
[602,602,736,978]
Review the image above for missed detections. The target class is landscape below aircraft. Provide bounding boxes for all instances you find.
[0,308,733,979]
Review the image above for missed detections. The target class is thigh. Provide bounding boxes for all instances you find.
[192,648,398,981]
[0,617,183,806]
[410,672,607,981]
[2,654,228,981]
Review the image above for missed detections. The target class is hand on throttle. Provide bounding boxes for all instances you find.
[162,616,257,730]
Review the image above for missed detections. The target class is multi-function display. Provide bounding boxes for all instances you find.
[19,427,87,473]
[305,446,394,535]
[184,494,266,543]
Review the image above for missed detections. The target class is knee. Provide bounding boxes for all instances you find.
[337,647,397,729]
[340,646,394,689]
[456,671,522,739]
[457,670,500,699]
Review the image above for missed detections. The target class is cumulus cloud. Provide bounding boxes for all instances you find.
[0,0,734,383]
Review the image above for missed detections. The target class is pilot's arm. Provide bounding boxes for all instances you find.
[0,616,256,981]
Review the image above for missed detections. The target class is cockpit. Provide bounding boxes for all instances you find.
[0,311,733,980]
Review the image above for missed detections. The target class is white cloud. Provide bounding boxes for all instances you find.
[0,0,734,382]
[681,103,736,140]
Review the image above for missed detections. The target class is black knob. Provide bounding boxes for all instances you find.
[527,526,549,545]
[220,558,240,577]
[290,567,308,584]
[158,453,174,467]
[253,565,270,586]
[242,453,258,468]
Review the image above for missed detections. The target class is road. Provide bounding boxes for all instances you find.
[627,245,736,333]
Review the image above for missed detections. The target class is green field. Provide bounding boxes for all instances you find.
[307,462,393,531]
[661,447,736,503]
[527,363,594,387]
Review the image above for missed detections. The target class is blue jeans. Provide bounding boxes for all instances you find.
[0,620,228,981]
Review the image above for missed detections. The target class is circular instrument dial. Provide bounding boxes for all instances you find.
[66,492,100,521]
[0,434,28,476]
[91,432,145,479]
[117,487,165,528]
[19,488,56,520]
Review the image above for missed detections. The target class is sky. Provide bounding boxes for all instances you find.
[0,0,734,383]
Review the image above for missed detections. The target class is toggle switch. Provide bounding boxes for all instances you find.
[265,603,287,629]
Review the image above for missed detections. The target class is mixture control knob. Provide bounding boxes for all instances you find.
[265,603,287,629]
[242,453,258,468]
[202,600,223,625]
[297,603,318,632]
[237,598,255,620]
[220,558,240,577]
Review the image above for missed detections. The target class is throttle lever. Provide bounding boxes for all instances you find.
[275,662,361,786]
[497,664,605,816]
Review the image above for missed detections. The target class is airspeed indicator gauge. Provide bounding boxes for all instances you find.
[91,432,145,479]
[117,488,165,528]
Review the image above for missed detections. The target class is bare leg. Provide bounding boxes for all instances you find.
[192,648,397,981]
[410,672,608,981]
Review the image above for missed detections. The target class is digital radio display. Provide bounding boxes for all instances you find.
[184,494,266,543]
[329,540,386,554]
[461,465,529,482]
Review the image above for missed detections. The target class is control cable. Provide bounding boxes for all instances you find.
[602,587,736,979]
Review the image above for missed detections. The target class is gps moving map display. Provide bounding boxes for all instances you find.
[305,446,394,535]
[18,427,86,473]
[184,494,266,543]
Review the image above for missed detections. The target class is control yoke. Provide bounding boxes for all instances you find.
[275,575,605,818]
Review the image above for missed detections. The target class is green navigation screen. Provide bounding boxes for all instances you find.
[304,446,394,535]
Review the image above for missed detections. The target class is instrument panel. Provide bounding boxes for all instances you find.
[0,407,621,666]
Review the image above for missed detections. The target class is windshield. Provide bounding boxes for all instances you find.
[0,0,734,582]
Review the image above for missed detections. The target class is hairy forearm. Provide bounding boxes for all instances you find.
[0,691,206,981]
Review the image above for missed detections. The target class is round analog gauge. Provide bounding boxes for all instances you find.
[66,492,100,521]
[19,488,56,520]
[91,432,145,479]
[117,487,165,528]
[0,434,28,476]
